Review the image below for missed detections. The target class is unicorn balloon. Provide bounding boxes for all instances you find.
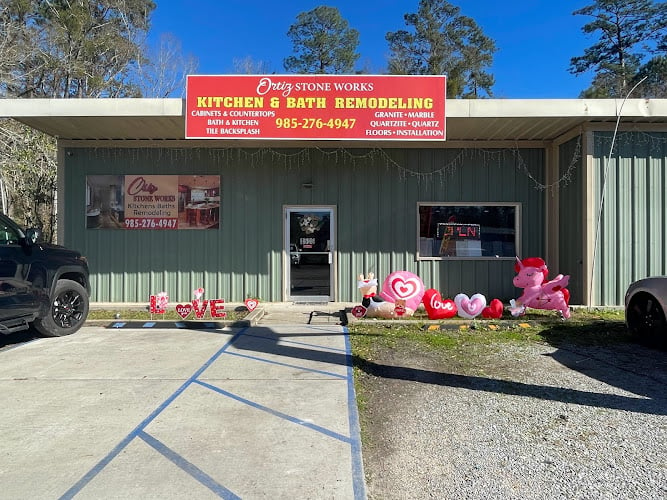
[510,257,571,319]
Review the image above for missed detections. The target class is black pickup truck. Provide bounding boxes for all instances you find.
[0,213,89,336]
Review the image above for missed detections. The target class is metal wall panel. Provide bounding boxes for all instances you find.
[558,135,584,304]
[63,147,546,304]
[592,132,667,305]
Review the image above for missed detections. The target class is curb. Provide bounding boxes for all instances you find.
[85,307,266,329]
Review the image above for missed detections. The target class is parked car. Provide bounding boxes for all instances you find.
[0,213,90,337]
[625,276,667,348]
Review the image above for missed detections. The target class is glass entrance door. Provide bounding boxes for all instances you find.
[285,207,335,301]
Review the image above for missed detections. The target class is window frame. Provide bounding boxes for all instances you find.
[416,202,521,261]
[0,215,23,246]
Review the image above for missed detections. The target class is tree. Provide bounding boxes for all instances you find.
[3,0,156,98]
[284,6,360,74]
[0,120,57,241]
[385,0,497,98]
[135,33,198,98]
[0,0,40,98]
[0,0,156,239]
[0,1,201,240]
[632,55,667,97]
[570,0,667,98]
[232,55,273,75]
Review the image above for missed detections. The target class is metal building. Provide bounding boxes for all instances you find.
[3,96,667,306]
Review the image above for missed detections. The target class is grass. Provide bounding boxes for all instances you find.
[87,306,250,322]
[88,305,628,350]
[348,307,630,360]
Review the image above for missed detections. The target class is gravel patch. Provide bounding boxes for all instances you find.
[358,341,667,499]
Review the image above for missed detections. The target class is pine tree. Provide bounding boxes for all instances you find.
[570,0,667,97]
[385,0,496,98]
[284,6,360,74]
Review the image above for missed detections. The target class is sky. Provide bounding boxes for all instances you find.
[148,0,595,98]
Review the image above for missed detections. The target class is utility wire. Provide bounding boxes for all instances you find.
[588,76,647,308]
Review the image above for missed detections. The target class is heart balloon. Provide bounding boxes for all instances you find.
[454,293,487,319]
[351,305,367,318]
[482,299,504,319]
[379,271,425,312]
[423,289,457,319]
[245,298,259,312]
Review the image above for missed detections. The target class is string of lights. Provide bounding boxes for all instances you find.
[91,138,591,192]
[593,129,667,151]
[90,130,667,192]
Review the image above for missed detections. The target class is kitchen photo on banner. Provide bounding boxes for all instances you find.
[86,175,221,230]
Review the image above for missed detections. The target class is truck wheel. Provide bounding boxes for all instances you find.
[34,279,89,337]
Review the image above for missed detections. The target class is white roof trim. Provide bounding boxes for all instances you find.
[2,98,666,143]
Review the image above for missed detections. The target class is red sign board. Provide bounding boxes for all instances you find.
[185,75,446,141]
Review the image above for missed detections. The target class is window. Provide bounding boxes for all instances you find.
[0,223,20,245]
[418,203,519,259]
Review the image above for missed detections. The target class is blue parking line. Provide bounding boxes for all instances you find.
[58,324,365,499]
[194,379,352,444]
[344,327,367,500]
[59,328,247,500]
[138,431,240,499]
[243,332,348,353]
[224,350,347,379]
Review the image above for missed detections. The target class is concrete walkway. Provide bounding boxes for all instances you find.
[0,314,365,499]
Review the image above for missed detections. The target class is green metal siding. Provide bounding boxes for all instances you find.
[558,136,584,304]
[63,147,545,304]
[592,132,667,305]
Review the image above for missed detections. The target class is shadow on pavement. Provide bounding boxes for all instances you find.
[0,329,40,351]
[539,320,667,402]
[233,324,667,417]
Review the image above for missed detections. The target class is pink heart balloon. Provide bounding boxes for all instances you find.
[454,293,487,319]
[379,271,425,312]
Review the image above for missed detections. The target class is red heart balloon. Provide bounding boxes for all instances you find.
[482,299,504,319]
[423,289,457,319]
[245,298,259,312]
[351,305,367,318]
